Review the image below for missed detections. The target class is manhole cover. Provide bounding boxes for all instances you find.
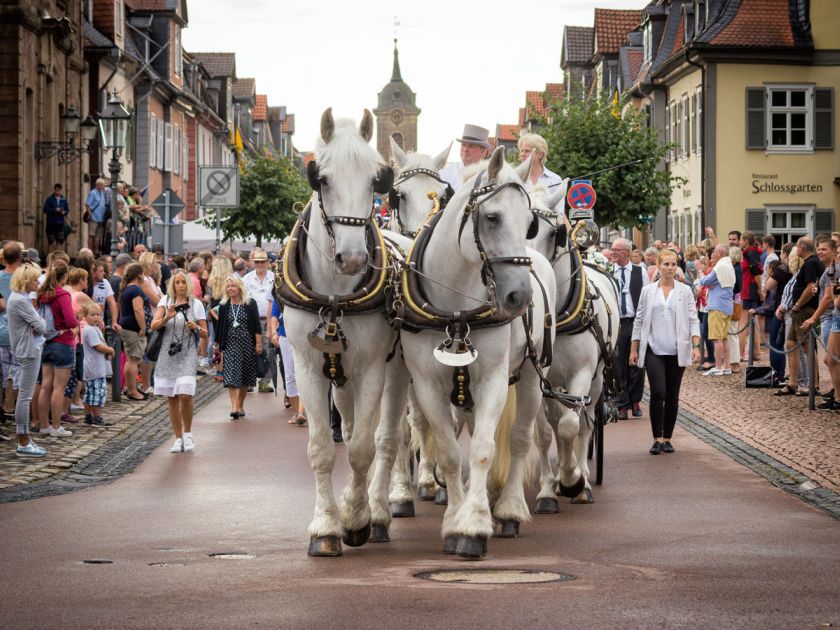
[81,559,113,565]
[415,569,575,584]
[208,553,255,560]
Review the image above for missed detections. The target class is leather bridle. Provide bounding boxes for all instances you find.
[530,207,568,263]
[389,167,455,239]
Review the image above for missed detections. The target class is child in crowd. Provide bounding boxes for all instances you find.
[81,303,114,426]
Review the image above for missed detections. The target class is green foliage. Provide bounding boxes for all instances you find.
[201,154,310,247]
[530,95,683,229]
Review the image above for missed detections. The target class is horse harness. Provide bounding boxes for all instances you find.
[388,168,455,239]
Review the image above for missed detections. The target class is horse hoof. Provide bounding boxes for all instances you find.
[570,488,594,504]
[370,523,390,543]
[557,476,586,498]
[442,534,458,555]
[456,535,487,559]
[535,497,560,514]
[494,519,519,538]
[307,536,343,557]
[341,523,371,547]
[434,488,448,506]
[390,501,415,518]
[417,485,436,502]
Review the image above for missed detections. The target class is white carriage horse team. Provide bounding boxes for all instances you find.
[273,109,619,560]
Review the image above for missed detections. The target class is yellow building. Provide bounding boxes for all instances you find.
[625,0,838,247]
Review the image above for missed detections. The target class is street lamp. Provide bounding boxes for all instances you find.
[97,90,131,259]
[35,105,99,164]
[96,90,131,404]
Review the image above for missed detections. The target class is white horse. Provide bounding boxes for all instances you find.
[280,109,397,556]
[527,186,619,510]
[399,147,556,559]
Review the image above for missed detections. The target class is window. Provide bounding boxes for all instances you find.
[689,94,696,153]
[115,0,123,37]
[173,125,180,175]
[164,123,173,172]
[768,207,813,246]
[183,139,189,182]
[174,26,182,77]
[680,95,689,158]
[665,104,671,162]
[643,22,653,63]
[157,120,164,170]
[150,115,157,169]
[695,88,703,154]
[768,86,811,150]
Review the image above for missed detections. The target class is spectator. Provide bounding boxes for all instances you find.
[699,244,735,376]
[81,303,114,426]
[693,254,716,371]
[728,230,742,248]
[118,263,150,401]
[43,183,70,252]
[739,231,763,362]
[151,269,208,453]
[243,248,275,394]
[0,243,23,427]
[188,257,205,300]
[728,247,744,374]
[133,243,147,259]
[233,258,247,277]
[152,244,171,294]
[630,248,644,267]
[36,260,76,436]
[85,178,108,256]
[205,256,232,379]
[801,238,839,404]
[684,245,700,286]
[761,234,779,273]
[61,267,93,423]
[775,247,808,394]
[821,248,840,409]
[270,300,305,425]
[8,263,47,456]
[215,275,261,419]
[751,259,787,385]
[644,248,658,281]
[610,237,648,419]
[111,252,132,295]
[630,249,701,454]
[92,259,120,334]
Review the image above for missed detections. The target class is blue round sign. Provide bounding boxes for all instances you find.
[567,182,596,210]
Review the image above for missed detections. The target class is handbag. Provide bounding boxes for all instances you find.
[732,302,743,321]
[745,365,773,388]
[256,351,269,378]
[146,329,164,362]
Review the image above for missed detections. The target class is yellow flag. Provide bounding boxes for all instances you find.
[234,127,244,153]
[611,90,620,118]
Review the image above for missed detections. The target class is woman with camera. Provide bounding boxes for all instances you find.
[151,270,208,453]
[215,275,261,419]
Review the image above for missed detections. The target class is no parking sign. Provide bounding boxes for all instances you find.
[567,180,596,220]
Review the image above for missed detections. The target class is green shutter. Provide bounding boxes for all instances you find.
[745,209,766,236]
[815,209,835,234]
[814,88,834,150]
[745,87,766,150]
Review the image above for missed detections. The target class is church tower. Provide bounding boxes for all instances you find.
[374,39,420,161]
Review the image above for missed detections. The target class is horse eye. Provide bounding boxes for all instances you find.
[484,213,499,225]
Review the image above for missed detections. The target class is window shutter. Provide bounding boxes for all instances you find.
[173,126,180,175]
[745,209,766,236]
[814,88,834,150]
[164,123,172,172]
[157,121,164,170]
[746,87,766,149]
[815,209,835,234]
[149,116,157,169]
[665,105,671,162]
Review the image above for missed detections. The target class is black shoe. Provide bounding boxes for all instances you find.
[649,442,662,455]
[821,388,834,400]
[617,407,628,420]
[632,403,642,417]
[84,415,94,425]
[661,441,675,453]
[817,399,840,410]
[91,416,113,427]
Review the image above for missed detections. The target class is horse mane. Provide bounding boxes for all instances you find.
[460,158,519,185]
[315,118,384,178]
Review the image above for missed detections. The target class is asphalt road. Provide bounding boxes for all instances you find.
[1,389,839,629]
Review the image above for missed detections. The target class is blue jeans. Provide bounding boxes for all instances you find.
[699,311,715,364]
[768,314,786,378]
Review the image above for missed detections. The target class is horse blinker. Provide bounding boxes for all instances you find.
[526,212,539,240]
[374,166,394,195]
[307,160,322,191]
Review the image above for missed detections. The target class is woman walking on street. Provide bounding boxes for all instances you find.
[8,264,47,456]
[215,275,261,419]
[630,250,701,455]
[151,270,208,453]
[36,260,77,437]
[119,263,150,401]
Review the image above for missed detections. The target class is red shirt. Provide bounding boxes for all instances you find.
[40,286,79,347]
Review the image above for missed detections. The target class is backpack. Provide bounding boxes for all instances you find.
[38,301,59,341]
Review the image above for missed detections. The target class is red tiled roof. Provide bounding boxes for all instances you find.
[545,83,565,102]
[626,48,644,83]
[594,8,643,55]
[253,95,267,121]
[564,26,594,64]
[282,114,294,134]
[711,0,795,47]
[671,17,685,56]
[526,91,546,119]
[496,124,520,143]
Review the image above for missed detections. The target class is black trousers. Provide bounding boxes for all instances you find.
[644,352,685,439]
[615,318,645,408]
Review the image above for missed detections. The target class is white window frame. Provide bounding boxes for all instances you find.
[173,125,180,175]
[164,122,173,172]
[115,0,123,37]
[680,94,689,159]
[643,22,653,64]
[174,26,182,78]
[766,84,813,153]
[157,120,164,171]
[766,206,815,246]
[665,105,671,163]
[149,115,157,169]
[182,135,189,182]
[695,87,703,154]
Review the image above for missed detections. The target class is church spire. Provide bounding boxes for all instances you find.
[391,38,402,82]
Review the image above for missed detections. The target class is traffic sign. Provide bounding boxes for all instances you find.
[151,189,186,218]
[567,181,596,210]
[199,165,239,207]
[150,189,186,255]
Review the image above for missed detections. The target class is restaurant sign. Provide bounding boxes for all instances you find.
[752,173,823,194]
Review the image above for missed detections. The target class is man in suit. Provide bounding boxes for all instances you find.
[611,237,648,419]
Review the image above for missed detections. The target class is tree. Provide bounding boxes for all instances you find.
[202,154,310,248]
[532,95,682,230]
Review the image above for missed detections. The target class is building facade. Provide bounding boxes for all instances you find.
[374,40,420,162]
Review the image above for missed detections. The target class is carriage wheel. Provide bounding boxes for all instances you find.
[594,393,605,486]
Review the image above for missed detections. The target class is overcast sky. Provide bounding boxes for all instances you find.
[183,0,644,161]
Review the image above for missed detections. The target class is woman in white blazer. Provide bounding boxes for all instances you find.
[630,250,701,455]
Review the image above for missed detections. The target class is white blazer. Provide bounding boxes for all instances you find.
[631,281,701,368]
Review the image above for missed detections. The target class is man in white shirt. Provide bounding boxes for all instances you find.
[439,124,491,191]
[243,248,275,392]
[610,237,649,419]
[518,133,563,192]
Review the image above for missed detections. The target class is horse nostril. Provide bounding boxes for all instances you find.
[335,253,344,266]
[505,290,526,312]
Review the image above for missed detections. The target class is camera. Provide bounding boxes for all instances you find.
[168,341,183,356]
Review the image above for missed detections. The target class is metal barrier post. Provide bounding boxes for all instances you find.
[808,330,816,411]
[748,316,755,367]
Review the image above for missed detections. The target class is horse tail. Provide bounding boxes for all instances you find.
[489,385,517,496]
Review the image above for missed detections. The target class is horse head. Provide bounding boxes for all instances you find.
[389,138,452,237]
[464,147,535,318]
[308,108,393,275]
[527,180,569,263]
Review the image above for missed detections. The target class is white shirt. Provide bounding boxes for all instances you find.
[647,287,678,356]
[524,166,563,193]
[439,162,465,192]
[92,279,114,307]
[613,262,649,319]
[159,295,207,322]
[243,269,274,318]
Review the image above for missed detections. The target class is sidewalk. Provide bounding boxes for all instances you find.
[677,347,840,493]
[0,375,224,502]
